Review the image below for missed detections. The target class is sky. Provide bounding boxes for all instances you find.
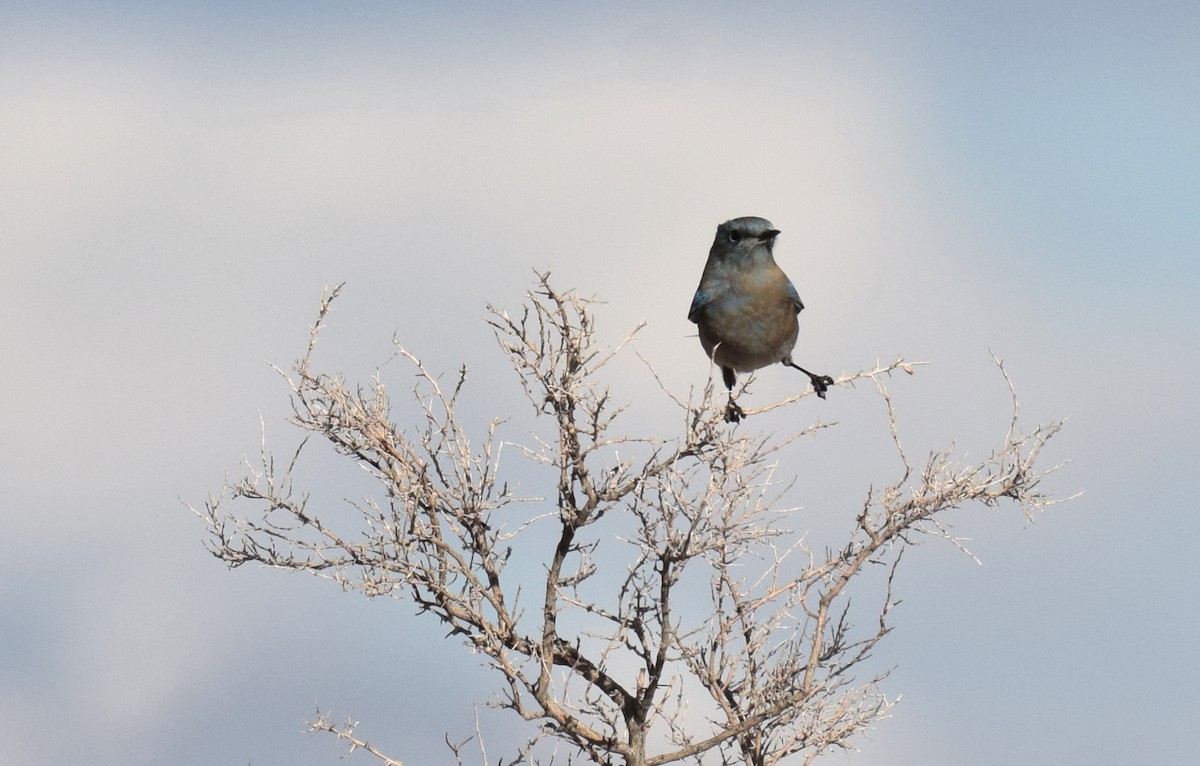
[2,1,1198,764]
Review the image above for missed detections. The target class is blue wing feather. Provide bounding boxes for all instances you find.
[687,288,708,323]
[785,279,804,313]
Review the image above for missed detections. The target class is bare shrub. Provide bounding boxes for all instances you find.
[193,274,1064,765]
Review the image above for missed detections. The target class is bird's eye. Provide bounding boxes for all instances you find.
[728,229,742,243]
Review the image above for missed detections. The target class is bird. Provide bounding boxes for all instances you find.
[687,216,834,422]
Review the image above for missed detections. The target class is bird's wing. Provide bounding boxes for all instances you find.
[687,288,708,323]
[785,279,805,314]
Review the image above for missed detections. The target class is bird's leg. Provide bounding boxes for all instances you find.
[783,360,835,399]
[722,366,743,423]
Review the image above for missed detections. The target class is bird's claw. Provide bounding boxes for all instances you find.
[811,375,835,400]
[724,399,744,423]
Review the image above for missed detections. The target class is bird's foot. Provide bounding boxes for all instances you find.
[724,399,744,423]
[783,360,836,400]
[809,374,835,400]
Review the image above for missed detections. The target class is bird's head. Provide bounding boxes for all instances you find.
[711,216,781,262]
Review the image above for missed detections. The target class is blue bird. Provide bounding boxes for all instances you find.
[688,216,834,422]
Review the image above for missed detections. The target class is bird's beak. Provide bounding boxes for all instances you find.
[758,229,781,241]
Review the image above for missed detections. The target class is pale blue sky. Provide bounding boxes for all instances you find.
[2,2,1197,764]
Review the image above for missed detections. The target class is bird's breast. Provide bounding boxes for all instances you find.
[697,265,799,372]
